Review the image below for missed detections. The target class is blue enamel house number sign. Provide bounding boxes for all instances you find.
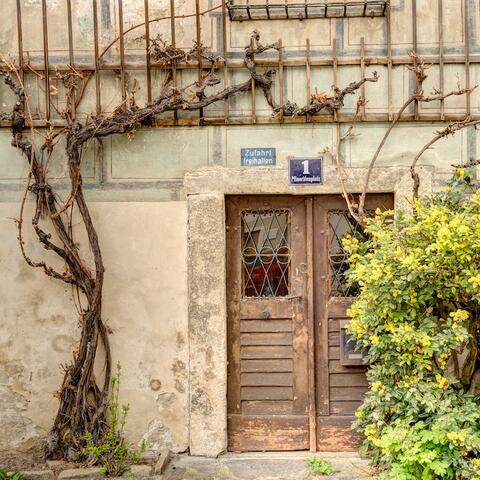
[289,157,323,184]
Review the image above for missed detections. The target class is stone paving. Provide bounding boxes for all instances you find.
[7,451,374,480]
[163,452,374,480]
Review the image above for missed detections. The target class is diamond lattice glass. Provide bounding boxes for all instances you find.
[242,210,291,297]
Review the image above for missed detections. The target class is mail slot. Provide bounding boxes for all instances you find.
[339,319,366,366]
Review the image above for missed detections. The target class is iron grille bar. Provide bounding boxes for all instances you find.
[41,0,50,121]
[227,1,388,21]
[144,0,152,104]
[15,0,24,83]
[92,0,101,116]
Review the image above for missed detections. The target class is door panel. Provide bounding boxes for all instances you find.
[313,194,394,450]
[227,196,309,451]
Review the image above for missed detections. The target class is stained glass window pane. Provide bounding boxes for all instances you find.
[242,209,291,297]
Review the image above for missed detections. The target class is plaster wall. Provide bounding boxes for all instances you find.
[0,119,477,457]
[0,201,189,455]
[0,119,478,456]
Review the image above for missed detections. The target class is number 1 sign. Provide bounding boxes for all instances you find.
[289,157,323,184]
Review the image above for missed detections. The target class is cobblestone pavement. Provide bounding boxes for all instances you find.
[163,452,374,480]
[5,451,374,479]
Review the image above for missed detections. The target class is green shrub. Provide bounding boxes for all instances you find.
[0,470,23,480]
[344,170,480,479]
[81,363,145,477]
[306,456,334,476]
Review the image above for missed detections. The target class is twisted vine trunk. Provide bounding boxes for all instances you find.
[44,137,112,460]
[7,90,112,459]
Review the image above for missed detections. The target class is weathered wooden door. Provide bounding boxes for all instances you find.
[226,194,394,452]
[313,194,394,451]
[226,196,311,451]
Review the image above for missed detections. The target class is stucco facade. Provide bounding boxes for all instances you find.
[1,0,480,459]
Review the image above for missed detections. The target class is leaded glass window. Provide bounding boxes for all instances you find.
[328,210,368,297]
[242,209,291,297]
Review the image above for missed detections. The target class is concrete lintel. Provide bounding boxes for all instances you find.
[185,165,434,201]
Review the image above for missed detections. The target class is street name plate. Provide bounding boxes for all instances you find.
[241,147,276,166]
[289,157,323,184]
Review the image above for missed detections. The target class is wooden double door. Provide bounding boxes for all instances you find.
[226,194,393,452]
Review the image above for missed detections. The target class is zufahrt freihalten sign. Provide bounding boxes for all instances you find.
[241,147,276,166]
[289,156,323,184]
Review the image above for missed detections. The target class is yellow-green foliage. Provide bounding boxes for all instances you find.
[305,456,335,476]
[0,470,23,480]
[345,172,480,479]
[81,363,145,477]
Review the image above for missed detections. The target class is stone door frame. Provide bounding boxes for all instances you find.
[184,165,433,456]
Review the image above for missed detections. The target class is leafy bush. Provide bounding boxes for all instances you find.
[0,470,23,480]
[81,363,145,477]
[306,456,334,476]
[344,170,480,479]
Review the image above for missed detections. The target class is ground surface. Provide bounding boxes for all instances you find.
[163,452,374,480]
[0,451,46,471]
[1,451,375,479]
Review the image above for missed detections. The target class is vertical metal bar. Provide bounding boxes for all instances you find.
[360,37,366,121]
[41,0,51,120]
[336,123,341,164]
[67,0,74,66]
[195,0,203,123]
[144,0,152,104]
[170,0,177,124]
[412,0,418,119]
[464,0,471,116]
[250,36,256,123]
[333,38,338,122]
[66,0,76,117]
[93,0,102,115]
[222,0,229,123]
[118,0,127,108]
[16,0,24,83]
[439,0,445,120]
[278,38,284,123]
[306,197,317,452]
[386,2,393,121]
[306,38,311,123]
